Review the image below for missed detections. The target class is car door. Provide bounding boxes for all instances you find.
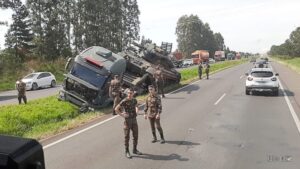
[39,73,48,87]
[44,73,52,86]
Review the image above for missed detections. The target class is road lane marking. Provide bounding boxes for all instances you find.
[240,75,243,79]
[43,115,119,149]
[214,93,226,105]
[278,79,300,136]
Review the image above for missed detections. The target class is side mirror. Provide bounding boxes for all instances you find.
[245,73,249,76]
[275,73,279,76]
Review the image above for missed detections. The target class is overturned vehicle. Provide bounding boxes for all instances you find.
[59,43,181,110]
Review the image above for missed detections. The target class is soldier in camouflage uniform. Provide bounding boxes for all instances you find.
[198,63,203,79]
[115,88,142,159]
[16,78,27,104]
[109,75,122,115]
[144,85,165,143]
[154,65,165,98]
[205,62,210,79]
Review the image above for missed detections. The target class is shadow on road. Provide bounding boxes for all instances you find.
[0,95,17,101]
[251,89,294,97]
[165,140,201,146]
[172,84,200,94]
[133,153,189,161]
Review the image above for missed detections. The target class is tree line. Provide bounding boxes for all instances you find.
[269,27,300,57]
[175,14,226,58]
[0,0,140,62]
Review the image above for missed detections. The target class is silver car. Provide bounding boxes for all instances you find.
[245,68,279,96]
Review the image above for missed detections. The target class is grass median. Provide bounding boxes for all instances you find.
[0,59,248,140]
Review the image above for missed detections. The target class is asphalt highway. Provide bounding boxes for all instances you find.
[42,62,300,169]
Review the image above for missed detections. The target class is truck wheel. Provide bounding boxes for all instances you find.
[51,80,56,87]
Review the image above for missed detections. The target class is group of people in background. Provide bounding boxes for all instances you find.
[110,65,165,159]
[198,62,210,80]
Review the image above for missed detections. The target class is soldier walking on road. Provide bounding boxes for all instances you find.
[198,63,203,79]
[205,62,210,80]
[109,75,122,115]
[16,78,27,104]
[154,65,165,98]
[144,85,165,144]
[115,88,143,159]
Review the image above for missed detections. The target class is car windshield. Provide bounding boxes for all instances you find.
[23,73,38,79]
[251,71,273,77]
[71,63,107,88]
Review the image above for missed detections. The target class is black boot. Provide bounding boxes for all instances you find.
[159,132,165,144]
[125,148,132,159]
[133,146,143,155]
[152,132,157,143]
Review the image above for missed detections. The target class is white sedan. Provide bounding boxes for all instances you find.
[18,72,56,90]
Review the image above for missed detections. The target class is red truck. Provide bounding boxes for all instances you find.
[191,50,209,65]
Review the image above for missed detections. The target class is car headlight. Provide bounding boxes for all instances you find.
[271,77,277,81]
[247,77,253,81]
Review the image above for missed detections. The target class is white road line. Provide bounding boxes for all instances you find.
[214,93,226,105]
[43,78,205,149]
[43,115,119,149]
[278,79,300,136]
[240,75,243,79]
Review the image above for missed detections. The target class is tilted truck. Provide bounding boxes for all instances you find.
[191,50,209,65]
[59,42,181,110]
[214,51,225,61]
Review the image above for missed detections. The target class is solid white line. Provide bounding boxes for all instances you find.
[43,115,119,149]
[278,79,300,136]
[43,78,204,149]
[240,75,243,79]
[214,93,226,105]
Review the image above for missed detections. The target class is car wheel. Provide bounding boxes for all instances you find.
[32,83,38,90]
[245,89,250,95]
[273,89,279,96]
[51,80,56,87]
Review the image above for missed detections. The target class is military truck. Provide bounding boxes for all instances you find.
[59,42,181,110]
[58,46,126,110]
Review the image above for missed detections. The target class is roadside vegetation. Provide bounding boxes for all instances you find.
[0,59,248,140]
[270,56,300,74]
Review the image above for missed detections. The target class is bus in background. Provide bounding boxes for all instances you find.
[191,50,209,65]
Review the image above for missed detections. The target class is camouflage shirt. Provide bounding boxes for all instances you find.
[110,79,121,96]
[16,81,26,96]
[119,98,138,118]
[144,94,162,118]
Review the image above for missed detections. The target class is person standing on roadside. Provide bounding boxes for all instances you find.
[154,65,165,98]
[115,88,143,159]
[144,85,165,144]
[16,78,27,104]
[198,62,203,79]
[109,75,122,115]
[205,62,210,79]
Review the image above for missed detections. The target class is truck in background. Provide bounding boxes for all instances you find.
[214,51,225,61]
[191,50,209,65]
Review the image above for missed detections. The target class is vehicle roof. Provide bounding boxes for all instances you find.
[250,68,273,72]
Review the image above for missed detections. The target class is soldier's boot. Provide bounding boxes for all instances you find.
[159,132,165,144]
[125,148,132,159]
[151,132,157,143]
[133,145,143,155]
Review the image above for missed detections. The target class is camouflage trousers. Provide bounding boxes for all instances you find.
[154,80,164,96]
[124,118,138,149]
[112,94,121,113]
[149,117,163,135]
[198,70,202,79]
[18,95,27,104]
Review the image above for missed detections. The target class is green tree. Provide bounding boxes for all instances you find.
[289,27,300,57]
[5,1,33,62]
[214,32,225,50]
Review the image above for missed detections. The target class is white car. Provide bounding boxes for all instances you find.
[245,68,279,96]
[18,72,56,90]
[182,59,193,67]
[209,58,215,64]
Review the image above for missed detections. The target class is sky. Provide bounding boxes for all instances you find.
[1,0,300,53]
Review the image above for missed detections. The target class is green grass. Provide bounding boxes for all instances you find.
[0,59,248,140]
[271,56,300,74]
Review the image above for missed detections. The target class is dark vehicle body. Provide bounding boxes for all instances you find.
[58,46,126,109]
[59,43,180,109]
